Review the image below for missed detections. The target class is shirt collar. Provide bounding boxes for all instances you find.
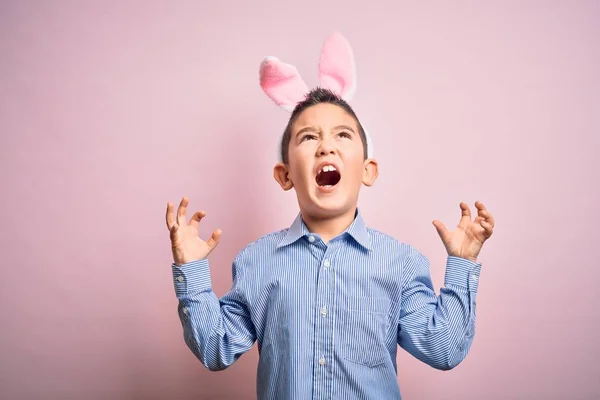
[276,208,372,251]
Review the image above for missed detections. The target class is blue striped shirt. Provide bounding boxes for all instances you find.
[171,209,482,399]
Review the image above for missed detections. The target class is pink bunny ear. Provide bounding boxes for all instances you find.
[259,57,309,112]
[318,31,356,100]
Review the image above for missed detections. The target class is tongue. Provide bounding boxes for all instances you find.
[317,170,340,186]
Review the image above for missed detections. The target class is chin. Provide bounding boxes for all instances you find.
[302,192,355,219]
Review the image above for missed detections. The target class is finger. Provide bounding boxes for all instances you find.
[477,209,490,218]
[480,220,494,237]
[477,209,495,227]
[475,201,487,211]
[475,201,495,225]
[169,222,179,241]
[189,210,207,229]
[177,197,189,226]
[205,229,222,250]
[459,202,472,225]
[166,202,175,230]
[483,210,495,228]
[432,220,449,241]
[475,210,488,224]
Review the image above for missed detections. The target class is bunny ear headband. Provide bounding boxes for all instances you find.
[258,31,373,159]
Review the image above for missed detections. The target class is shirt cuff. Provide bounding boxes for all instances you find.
[444,256,482,292]
[172,259,212,298]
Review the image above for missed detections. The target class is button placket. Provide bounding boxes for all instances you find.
[313,248,334,392]
[315,244,343,398]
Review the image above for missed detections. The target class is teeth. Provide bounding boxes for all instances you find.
[320,165,336,173]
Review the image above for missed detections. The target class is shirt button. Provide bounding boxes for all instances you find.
[323,260,330,268]
[308,235,315,243]
[318,357,326,366]
[182,307,189,315]
[320,307,327,317]
[471,275,478,281]
[177,276,184,283]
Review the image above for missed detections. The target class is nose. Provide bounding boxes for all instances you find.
[317,137,336,156]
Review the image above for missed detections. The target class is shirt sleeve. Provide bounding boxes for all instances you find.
[397,249,482,370]
[172,256,256,371]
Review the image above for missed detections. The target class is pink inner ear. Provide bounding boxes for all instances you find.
[318,31,356,100]
[259,57,309,112]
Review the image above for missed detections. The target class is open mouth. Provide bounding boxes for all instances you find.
[316,165,341,187]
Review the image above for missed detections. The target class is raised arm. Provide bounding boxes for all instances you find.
[397,251,481,370]
[397,201,494,370]
[166,197,256,371]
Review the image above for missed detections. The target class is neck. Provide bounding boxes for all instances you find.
[302,208,357,243]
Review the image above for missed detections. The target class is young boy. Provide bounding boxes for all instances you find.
[165,88,495,399]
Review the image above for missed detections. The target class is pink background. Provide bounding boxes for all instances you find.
[1,1,598,399]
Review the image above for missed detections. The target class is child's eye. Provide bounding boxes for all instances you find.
[338,131,352,139]
[301,134,317,141]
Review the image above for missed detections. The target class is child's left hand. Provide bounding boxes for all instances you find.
[432,201,495,262]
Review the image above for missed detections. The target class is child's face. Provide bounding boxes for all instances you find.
[274,103,378,220]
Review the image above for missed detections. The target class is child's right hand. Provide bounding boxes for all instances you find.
[166,197,221,267]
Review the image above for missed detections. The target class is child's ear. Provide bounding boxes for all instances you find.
[362,158,379,187]
[273,162,294,190]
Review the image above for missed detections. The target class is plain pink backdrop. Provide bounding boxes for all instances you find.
[1,1,598,399]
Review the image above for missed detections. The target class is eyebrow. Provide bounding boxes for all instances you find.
[294,125,356,138]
